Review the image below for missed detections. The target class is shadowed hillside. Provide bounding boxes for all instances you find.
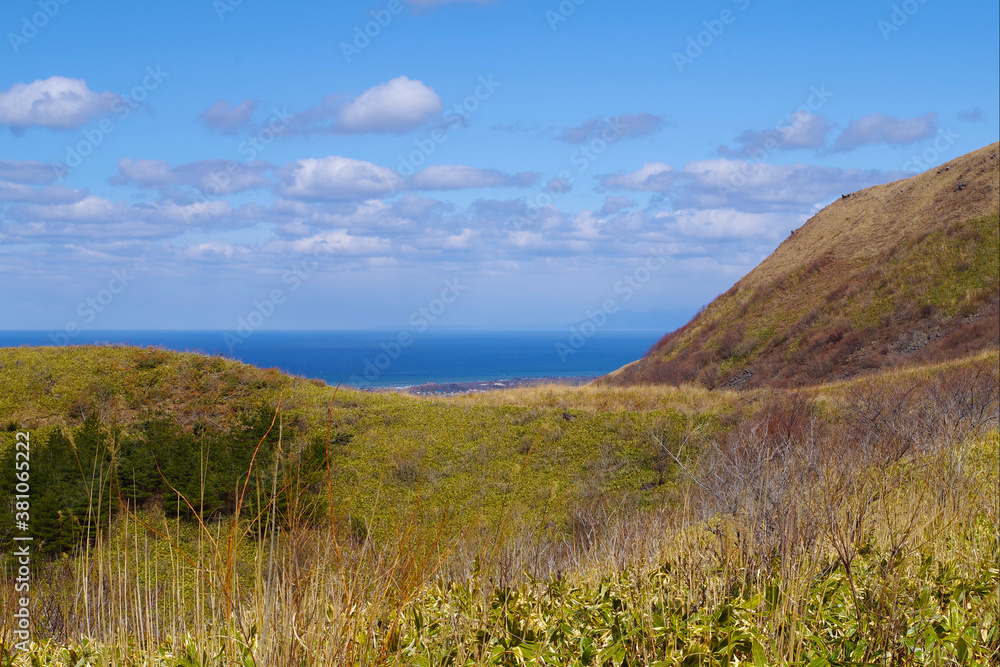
[602,143,1000,389]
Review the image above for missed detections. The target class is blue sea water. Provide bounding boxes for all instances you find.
[0,330,662,388]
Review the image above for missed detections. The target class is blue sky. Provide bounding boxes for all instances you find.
[1,0,997,335]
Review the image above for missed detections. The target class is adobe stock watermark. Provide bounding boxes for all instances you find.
[507,116,628,232]
[213,0,246,21]
[546,0,587,31]
[187,106,294,219]
[340,0,404,63]
[717,84,834,197]
[7,0,71,53]
[223,246,332,352]
[395,75,501,179]
[673,0,751,74]
[878,0,931,41]
[556,248,669,363]
[10,430,33,652]
[349,278,467,388]
[60,66,169,175]
[902,127,959,172]
[48,268,137,345]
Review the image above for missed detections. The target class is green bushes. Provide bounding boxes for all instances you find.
[0,406,286,555]
[0,416,112,555]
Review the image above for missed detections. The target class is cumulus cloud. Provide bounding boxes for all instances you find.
[6,193,244,230]
[600,162,678,192]
[657,208,798,240]
[601,159,905,213]
[1,200,260,265]
[0,76,120,130]
[0,160,65,184]
[681,160,906,212]
[277,76,443,135]
[338,76,443,134]
[198,99,260,134]
[180,241,242,260]
[12,194,127,222]
[410,165,538,190]
[599,195,636,217]
[113,158,273,195]
[832,112,937,152]
[562,113,667,143]
[722,112,833,157]
[1,219,172,244]
[277,156,403,201]
[283,229,394,257]
[393,193,451,218]
[0,181,85,204]
[469,197,570,232]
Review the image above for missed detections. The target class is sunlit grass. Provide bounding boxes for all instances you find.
[0,347,997,664]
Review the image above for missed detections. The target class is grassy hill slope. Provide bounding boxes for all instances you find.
[0,344,996,664]
[602,143,1000,389]
[0,345,719,542]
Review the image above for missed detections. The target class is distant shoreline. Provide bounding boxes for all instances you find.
[375,376,598,396]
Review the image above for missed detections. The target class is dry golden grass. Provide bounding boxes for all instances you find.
[441,350,998,420]
[435,380,748,414]
[739,142,999,292]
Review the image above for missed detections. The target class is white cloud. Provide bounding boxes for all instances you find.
[8,194,238,229]
[724,112,833,156]
[181,241,240,259]
[155,200,235,223]
[338,76,443,134]
[600,162,677,191]
[113,158,272,195]
[601,159,905,213]
[16,195,126,222]
[440,228,480,249]
[679,159,903,210]
[0,76,120,130]
[833,112,937,151]
[0,181,85,204]
[0,160,65,184]
[289,229,394,257]
[198,99,260,134]
[499,229,591,256]
[658,208,799,240]
[227,77,441,137]
[563,113,667,143]
[410,165,538,190]
[599,195,636,217]
[277,156,403,201]
[114,158,174,186]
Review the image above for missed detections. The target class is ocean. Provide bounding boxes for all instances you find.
[0,330,663,388]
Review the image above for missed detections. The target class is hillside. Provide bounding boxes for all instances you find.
[601,143,1000,389]
[0,345,713,542]
[1,344,997,664]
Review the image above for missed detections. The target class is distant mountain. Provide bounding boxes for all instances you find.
[601,143,1000,389]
